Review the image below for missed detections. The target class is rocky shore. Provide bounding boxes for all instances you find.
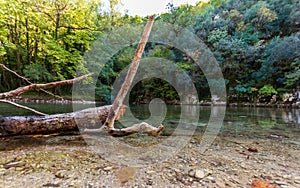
[0,132,299,187]
[8,96,105,105]
[7,96,300,109]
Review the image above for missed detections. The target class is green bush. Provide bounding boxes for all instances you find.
[258,84,277,96]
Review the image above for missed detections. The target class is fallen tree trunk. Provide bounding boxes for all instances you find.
[0,17,163,138]
[0,105,126,137]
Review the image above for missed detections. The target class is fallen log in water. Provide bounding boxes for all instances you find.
[0,105,125,137]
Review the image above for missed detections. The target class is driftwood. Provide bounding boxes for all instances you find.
[0,73,93,99]
[0,105,126,137]
[0,63,63,100]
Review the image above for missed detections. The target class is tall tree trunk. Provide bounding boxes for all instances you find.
[25,18,30,64]
[55,14,60,40]
[33,28,38,63]
[14,17,21,72]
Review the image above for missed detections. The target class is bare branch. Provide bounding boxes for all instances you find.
[0,99,48,116]
[83,123,164,137]
[0,64,63,100]
[1,64,31,84]
[0,73,93,99]
[33,5,55,22]
[59,25,97,32]
[110,123,164,137]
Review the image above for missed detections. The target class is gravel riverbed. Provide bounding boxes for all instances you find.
[0,132,299,188]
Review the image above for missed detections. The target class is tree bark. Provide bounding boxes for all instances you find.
[104,16,155,131]
[84,16,164,137]
[0,105,126,137]
[0,73,93,99]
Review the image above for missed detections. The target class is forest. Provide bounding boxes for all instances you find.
[0,0,299,104]
[1,1,300,187]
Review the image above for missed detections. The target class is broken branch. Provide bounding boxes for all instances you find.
[0,73,93,99]
[0,63,63,99]
[0,99,48,116]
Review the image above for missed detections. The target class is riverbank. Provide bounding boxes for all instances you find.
[0,131,299,187]
[7,95,300,109]
[9,95,106,105]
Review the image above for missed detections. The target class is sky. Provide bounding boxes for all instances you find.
[103,0,201,17]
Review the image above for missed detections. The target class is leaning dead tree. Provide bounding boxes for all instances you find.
[84,16,164,137]
[0,16,164,137]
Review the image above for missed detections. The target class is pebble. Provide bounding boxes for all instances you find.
[240,163,247,169]
[215,180,225,187]
[294,180,300,184]
[173,168,181,173]
[274,181,287,185]
[15,167,24,171]
[55,170,67,178]
[206,176,215,183]
[103,167,113,171]
[194,170,206,179]
[146,170,155,174]
[282,174,292,179]
[4,161,24,169]
[280,186,290,188]
[188,169,195,177]
[294,176,300,180]
[183,181,193,186]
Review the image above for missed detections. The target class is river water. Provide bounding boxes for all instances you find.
[0,103,299,140]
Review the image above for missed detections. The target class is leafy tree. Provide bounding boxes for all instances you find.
[285,59,300,87]
[0,0,102,92]
[253,35,300,88]
[23,64,53,83]
[245,1,278,34]
[1,0,299,103]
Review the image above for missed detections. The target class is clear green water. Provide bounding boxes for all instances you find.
[0,103,299,139]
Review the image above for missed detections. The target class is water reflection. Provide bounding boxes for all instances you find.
[224,107,300,127]
[281,109,300,126]
[0,102,299,132]
[128,105,300,139]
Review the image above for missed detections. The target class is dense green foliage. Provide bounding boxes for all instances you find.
[0,0,102,92]
[0,0,299,103]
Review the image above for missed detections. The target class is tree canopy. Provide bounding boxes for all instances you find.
[0,0,299,103]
